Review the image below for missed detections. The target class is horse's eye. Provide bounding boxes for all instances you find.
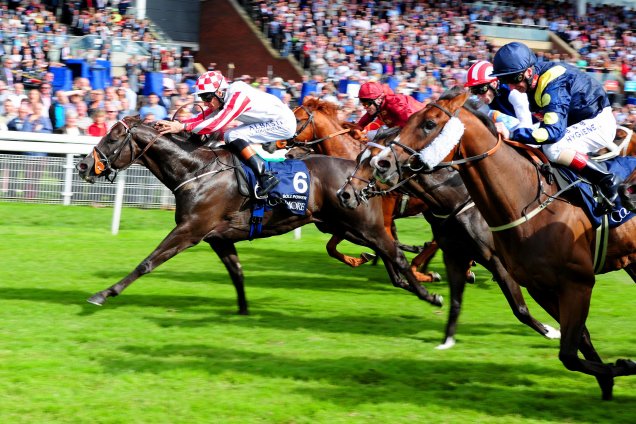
[422,120,436,131]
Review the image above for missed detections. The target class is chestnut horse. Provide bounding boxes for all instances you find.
[371,88,636,399]
[336,129,558,349]
[287,98,440,282]
[75,116,443,313]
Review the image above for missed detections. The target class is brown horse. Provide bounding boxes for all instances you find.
[75,116,443,313]
[288,98,441,282]
[371,88,636,399]
[336,128,559,349]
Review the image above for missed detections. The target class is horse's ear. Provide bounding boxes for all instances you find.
[448,91,471,114]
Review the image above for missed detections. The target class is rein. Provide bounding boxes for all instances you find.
[288,105,352,148]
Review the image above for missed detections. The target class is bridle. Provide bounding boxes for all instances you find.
[287,105,351,151]
[343,100,503,204]
[90,119,162,183]
[381,101,503,175]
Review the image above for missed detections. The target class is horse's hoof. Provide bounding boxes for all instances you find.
[616,358,636,375]
[430,272,441,282]
[87,293,106,306]
[430,294,443,307]
[360,252,377,262]
[466,271,476,284]
[543,324,561,339]
[435,338,456,350]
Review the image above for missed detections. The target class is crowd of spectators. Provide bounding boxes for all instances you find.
[247,0,636,127]
[1,0,636,144]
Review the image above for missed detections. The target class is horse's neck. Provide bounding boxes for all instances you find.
[141,137,210,188]
[320,134,363,160]
[314,120,363,160]
[412,170,469,212]
[459,125,547,227]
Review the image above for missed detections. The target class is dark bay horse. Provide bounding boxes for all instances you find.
[288,98,440,282]
[75,116,443,313]
[372,89,636,399]
[336,129,559,349]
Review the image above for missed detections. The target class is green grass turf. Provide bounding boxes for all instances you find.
[0,202,634,423]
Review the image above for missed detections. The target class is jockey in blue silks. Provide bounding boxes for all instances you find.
[491,42,619,210]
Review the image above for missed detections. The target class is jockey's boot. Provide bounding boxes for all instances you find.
[577,158,619,212]
[246,154,280,199]
[228,138,279,199]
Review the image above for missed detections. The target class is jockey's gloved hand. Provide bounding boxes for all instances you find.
[262,142,277,153]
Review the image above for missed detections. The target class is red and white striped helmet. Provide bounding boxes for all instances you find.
[464,61,497,87]
[194,70,229,95]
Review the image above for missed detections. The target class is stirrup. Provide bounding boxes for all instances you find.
[254,175,279,199]
[595,192,616,215]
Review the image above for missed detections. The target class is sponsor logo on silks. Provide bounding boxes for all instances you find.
[535,65,566,108]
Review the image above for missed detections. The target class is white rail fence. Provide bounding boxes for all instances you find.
[0,131,175,234]
[0,131,303,239]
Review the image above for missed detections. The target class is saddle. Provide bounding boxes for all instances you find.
[590,125,634,161]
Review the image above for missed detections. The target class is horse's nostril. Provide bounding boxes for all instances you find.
[340,191,351,200]
[77,162,88,171]
[377,159,390,170]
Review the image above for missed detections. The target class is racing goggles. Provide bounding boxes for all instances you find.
[469,84,490,95]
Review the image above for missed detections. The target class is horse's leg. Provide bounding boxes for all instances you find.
[532,282,635,400]
[435,254,472,350]
[410,240,442,282]
[341,227,442,306]
[371,232,443,306]
[623,262,636,283]
[326,234,375,267]
[87,224,202,306]
[208,238,248,315]
[487,257,560,340]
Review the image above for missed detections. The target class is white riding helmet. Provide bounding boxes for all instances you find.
[194,70,229,95]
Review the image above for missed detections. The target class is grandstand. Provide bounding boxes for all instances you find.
[0,0,635,209]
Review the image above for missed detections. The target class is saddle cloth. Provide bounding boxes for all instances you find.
[556,155,636,229]
[242,159,310,216]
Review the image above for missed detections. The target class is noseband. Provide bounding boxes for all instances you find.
[90,119,161,183]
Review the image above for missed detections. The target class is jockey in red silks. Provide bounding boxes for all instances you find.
[356,82,425,136]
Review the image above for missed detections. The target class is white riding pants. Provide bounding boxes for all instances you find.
[224,109,297,145]
[542,107,617,164]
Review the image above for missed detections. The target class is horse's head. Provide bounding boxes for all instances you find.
[372,88,471,181]
[337,128,401,210]
[290,98,359,158]
[76,115,152,183]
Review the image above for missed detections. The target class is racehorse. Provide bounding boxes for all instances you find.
[75,115,443,313]
[336,128,559,349]
[287,98,440,282]
[619,168,636,212]
[371,87,636,399]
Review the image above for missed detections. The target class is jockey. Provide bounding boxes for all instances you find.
[491,42,620,209]
[464,60,533,131]
[356,81,425,133]
[157,70,296,199]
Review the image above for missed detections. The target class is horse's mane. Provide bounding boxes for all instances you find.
[439,87,498,137]
[302,97,340,121]
[122,115,222,158]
